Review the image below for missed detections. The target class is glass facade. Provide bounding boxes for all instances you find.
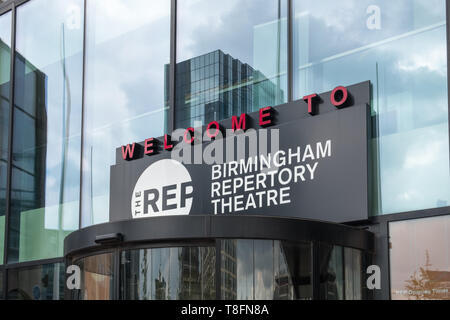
[71,252,114,300]
[221,240,312,300]
[8,0,84,263]
[0,0,448,301]
[7,262,64,300]
[318,245,365,300]
[293,0,450,215]
[390,215,450,300]
[176,0,287,127]
[0,10,11,265]
[81,0,170,227]
[68,240,367,300]
[121,246,216,300]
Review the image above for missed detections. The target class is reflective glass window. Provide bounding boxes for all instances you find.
[8,0,84,263]
[121,246,216,300]
[390,215,450,300]
[7,262,65,300]
[72,252,114,300]
[344,248,363,300]
[0,11,11,265]
[293,0,449,215]
[81,0,170,227]
[221,240,312,300]
[176,0,287,128]
[319,244,344,300]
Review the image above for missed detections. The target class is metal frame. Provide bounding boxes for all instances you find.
[78,0,87,230]
[2,1,15,300]
[64,215,375,258]
[0,0,449,301]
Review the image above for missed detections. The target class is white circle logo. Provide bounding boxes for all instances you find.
[131,159,193,219]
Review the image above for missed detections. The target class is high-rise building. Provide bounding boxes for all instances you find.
[172,50,284,129]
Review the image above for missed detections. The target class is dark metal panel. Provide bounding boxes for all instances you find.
[64,215,375,258]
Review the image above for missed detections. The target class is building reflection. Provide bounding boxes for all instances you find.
[220,240,313,300]
[168,49,285,129]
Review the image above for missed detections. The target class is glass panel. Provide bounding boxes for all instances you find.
[319,244,344,300]
[221,240,312,300]
[176,0,287,128]
[277,241,312,300]
[7,262,65,300]
[81,0,170,227]
[390,215,450,300]
[121,246,216,300]
[0,11,11,265]
[344,248,362,300]
[254,240,274,299]
[293,0,449,215]
[236,239,254,299]
[73,252,114,300]
[8,0,84,263]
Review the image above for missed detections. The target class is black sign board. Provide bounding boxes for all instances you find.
[110,81,371,223]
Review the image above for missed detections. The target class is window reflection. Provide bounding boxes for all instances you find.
[73,253,114,300]
[8,0,84,263]
[293,0,449,214]
[176,0,287,128]
[390,215,450,300]
[121,246,216,300]
[7,262,65,300]
[0,11,11,265]
[81,0,170,227]
[221,240,312,300]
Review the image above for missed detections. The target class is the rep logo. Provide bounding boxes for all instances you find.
[131,159,193,219]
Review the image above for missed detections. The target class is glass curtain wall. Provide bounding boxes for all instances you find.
[121,246,216,300]
[7,262,65,300]
[293,0,450,215]
[221,240,312,300]
[72,252,114,300]
[0,11,11,265]
[176,0,287,128]
[8,0,84,263]
[390,215,450,300]
[81,0,170,227]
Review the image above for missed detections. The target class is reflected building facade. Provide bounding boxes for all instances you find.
[172,50,285,128]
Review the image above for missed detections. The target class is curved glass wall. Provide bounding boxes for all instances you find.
[72,252,114,300]
[121,246,216,300]
[67,240,369,300]
[293,0,450,215]
[0,10,11,265]
[221,240,312,300]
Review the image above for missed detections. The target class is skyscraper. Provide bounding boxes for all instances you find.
[172,50,285,129]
